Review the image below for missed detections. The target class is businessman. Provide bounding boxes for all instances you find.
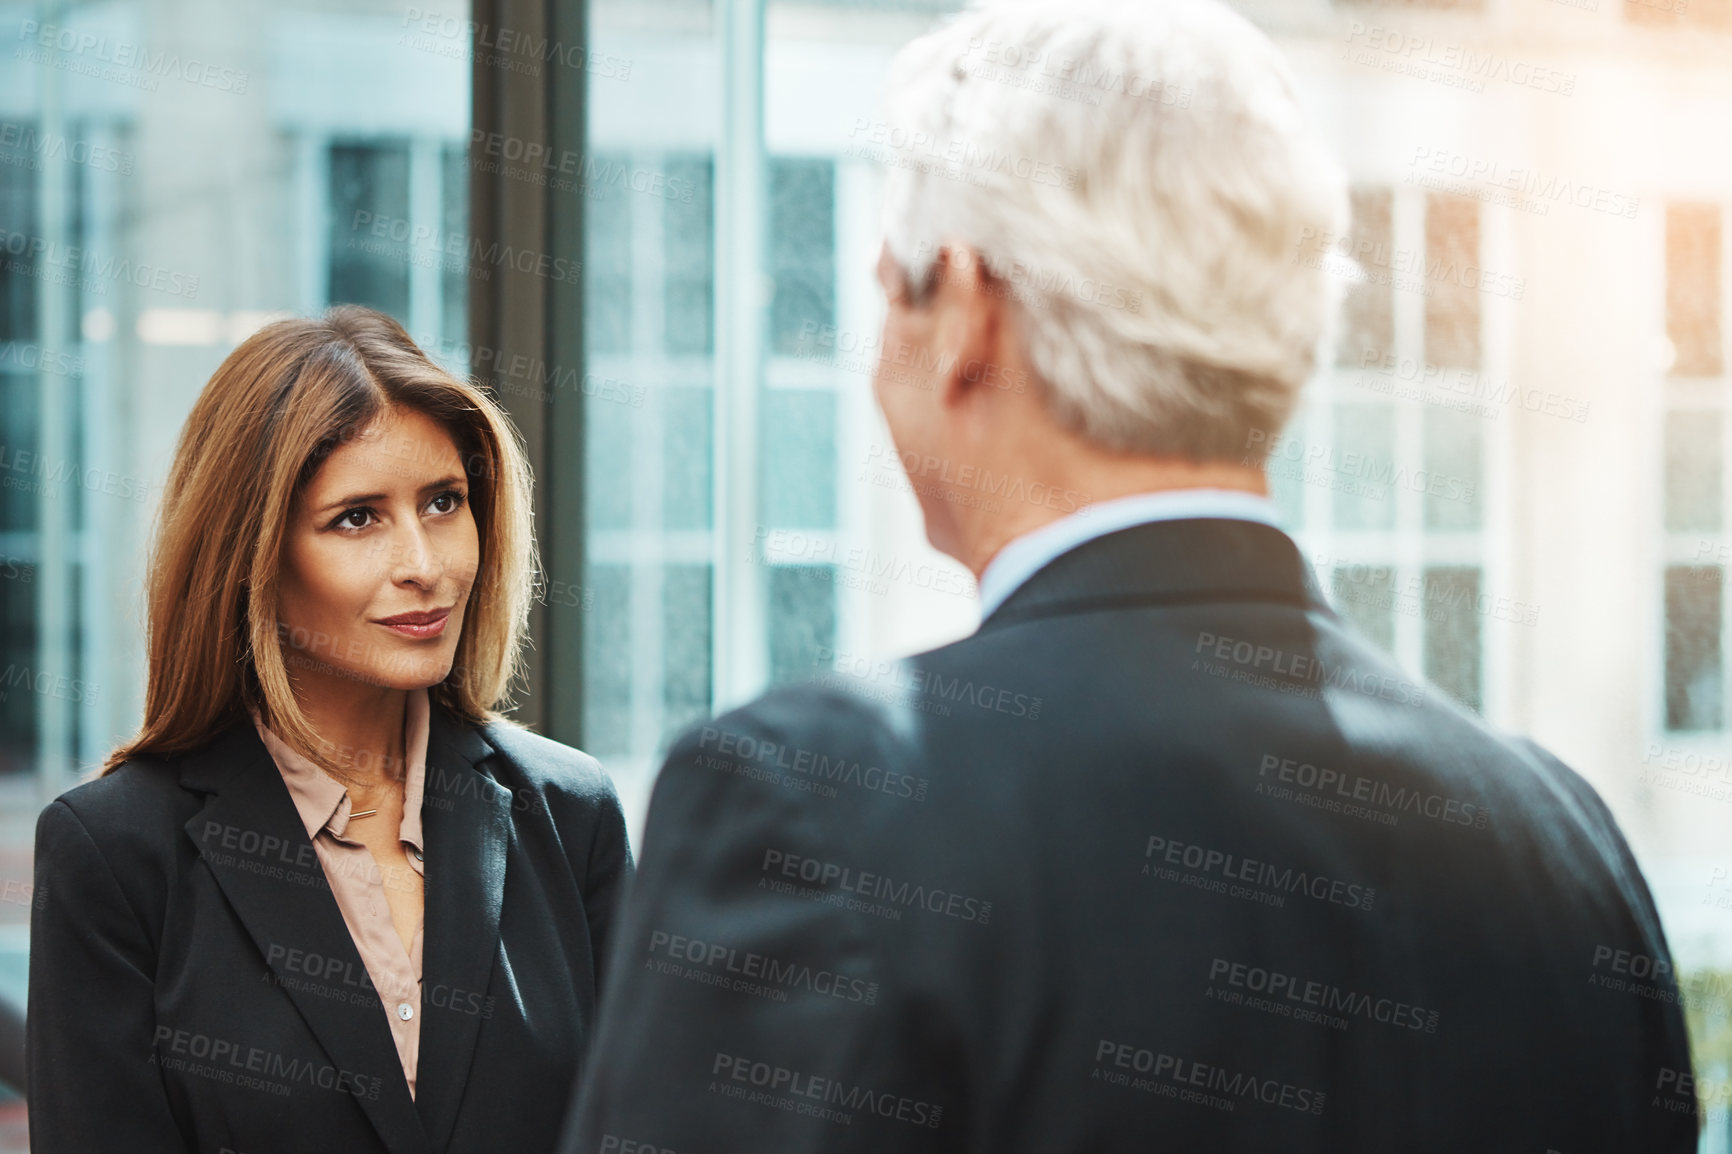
[562,0,1697,1149]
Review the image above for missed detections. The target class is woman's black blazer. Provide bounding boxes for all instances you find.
[26,702,633,1154]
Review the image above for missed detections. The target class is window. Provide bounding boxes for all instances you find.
[1661,201,1732,733]
[1667,204,1721,378]
[0,128,45,778]
[1280,187,1494,714]
[1665,566,1723,731]
[581,0,978,804]
[329,142,413,318]
[580,145,722,762]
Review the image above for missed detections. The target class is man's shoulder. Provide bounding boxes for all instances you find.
[671,677,917,772]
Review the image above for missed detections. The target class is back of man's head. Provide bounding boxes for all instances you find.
[878,0,1350,465]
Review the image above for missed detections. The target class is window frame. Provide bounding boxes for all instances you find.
[468,0,590,742]
[1283,182,1516,722]
[1657,196,1732,738]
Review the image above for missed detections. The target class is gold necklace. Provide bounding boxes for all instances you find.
[315,762,403,821]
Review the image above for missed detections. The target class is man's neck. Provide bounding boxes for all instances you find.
[956,456,1268,581]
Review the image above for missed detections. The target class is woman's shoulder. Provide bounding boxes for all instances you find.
[47,753,201,848]
[475,719,631,884]
[34,754,202,919]
[478,718,616,804]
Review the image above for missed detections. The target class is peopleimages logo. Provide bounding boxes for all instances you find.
[0,228,200,300]
[1092,1039,1327,1115]
[400,8,633,81]
[16,20,249,93]
[760,849,993,924]
[710,1053,944,1129]
[1206,957,1441,1034]
[0,340,82,378]
[347,211,581,285]
[697,726,929,802]
[1256,754,1490,829]
[1248,430,1477,504]
[1143,834,1377,911]
[151,1026,381,1100]
[0,122,134,175]
[647,930,880,1005]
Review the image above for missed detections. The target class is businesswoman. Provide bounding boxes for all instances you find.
[27,306,632,1154]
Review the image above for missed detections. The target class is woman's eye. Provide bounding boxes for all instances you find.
[430,489,468,515]
[335,508,375,531]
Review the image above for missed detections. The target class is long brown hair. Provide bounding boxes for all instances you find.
[103,306,537,774]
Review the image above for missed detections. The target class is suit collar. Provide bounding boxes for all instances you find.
[178,699,506,1154]
[977,490,1285,620]
[980,517,1327,632]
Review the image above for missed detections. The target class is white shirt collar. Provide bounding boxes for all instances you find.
[976,489,1284,622]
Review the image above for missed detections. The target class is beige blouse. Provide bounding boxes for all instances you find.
[249,687,429,1098]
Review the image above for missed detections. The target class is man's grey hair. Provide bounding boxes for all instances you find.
[877,0,1350,463]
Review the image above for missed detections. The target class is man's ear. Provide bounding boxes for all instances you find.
[931,244,1005,410]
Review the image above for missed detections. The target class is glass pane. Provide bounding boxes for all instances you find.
[329,142,412,319]
[1267,412,1306,529]
[1332,563,1396,654]
[440,142,469,343]
[1424,408,1484,531]
[0,547,35,773]
[762,389,837,529]
[584,564,633,758]
[1665,410,1723,533]
[1333,404,1397,531]
[586,387,634,532]
[585,149,634,356]
[1423,566,1483,713]
[664,155,715,356]
[1665,565,1723,731]
[0,144,36,341]
[1425,194,1480,371]
[769,157,836,356]
[663,563,714,736]
[584,3,723,779]
[769,565,836,686]
[1667,203,1722,378]
[664,386,714,531]
[0,114,45,749]
[0,375,37,534]
[1335,187,1392,369]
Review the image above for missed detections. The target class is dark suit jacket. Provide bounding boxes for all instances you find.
[29,702,632,1154]
[564,518,1696,1153]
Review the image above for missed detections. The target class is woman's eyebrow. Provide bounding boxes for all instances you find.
[315,474,467,513]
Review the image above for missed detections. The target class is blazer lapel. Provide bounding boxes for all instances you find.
[413,705,511,1152]
[180,724,432,1154]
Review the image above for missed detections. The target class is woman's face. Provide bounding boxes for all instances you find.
[278,406,480,693]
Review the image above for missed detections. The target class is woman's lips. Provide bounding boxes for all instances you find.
[374,607,452,639]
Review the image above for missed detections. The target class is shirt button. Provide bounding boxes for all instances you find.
[396,1002,415,1022]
